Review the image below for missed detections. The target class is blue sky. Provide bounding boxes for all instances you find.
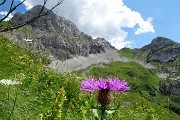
[123,0,180,48]
[0,0,180,49]
[0,0,27,21]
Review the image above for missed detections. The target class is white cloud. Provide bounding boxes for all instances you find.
[0,11,13,21]
[22,0,155,49]
[135,17,155,35]
[19,0,33,10]
[23,1,33,10]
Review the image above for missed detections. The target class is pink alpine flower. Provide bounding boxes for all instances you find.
[80,77,130,119]
[80,77,130,93]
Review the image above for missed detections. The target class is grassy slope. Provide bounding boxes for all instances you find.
[118,48,134,59]
[0,35,179,119]
[118,48,180,114]
[0,35,84,119]
[0,34,45,119]
[118,47,150,61]
[78,61,180,119]
[84,61,160,90]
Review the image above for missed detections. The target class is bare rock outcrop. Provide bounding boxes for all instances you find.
[9,5,115,61]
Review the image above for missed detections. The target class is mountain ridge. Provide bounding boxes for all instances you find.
[7,5,115,61]
[119,37,180,95]
[131,36,180,64]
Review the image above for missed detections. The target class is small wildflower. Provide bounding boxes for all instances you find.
[123,101,131,104]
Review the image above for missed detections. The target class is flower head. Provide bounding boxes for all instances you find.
[80,77,130,107]
[80,77,130,93]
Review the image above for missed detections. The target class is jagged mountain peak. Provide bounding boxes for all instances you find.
[11,5,80,35]
[30,5,49,12]
[131,36,180,64]
[8,5,115,61]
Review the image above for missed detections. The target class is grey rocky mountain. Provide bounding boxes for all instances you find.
[9,5,115,61]
[158,77,180,95]
[142,37,180,63]
[141,37,176,52]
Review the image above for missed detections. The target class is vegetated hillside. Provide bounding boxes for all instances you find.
[1,35,180,119]
[78,60,180,115]
[0,35,85,119]
[0,35,44,79]
[78,61,161,91]
[4,5,114,62]
[77,59,180,116]
[119,36,180,115]
[119,37,180,73]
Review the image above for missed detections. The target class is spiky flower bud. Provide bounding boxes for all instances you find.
[97,89,112,107]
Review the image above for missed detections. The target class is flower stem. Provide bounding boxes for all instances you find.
[101,106,107,120]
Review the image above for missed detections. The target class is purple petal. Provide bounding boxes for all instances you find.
[80,77,99,92]
[98,78,107,89]
[109,77,121,90]
[116,80,130,92]
[107,77,114,90]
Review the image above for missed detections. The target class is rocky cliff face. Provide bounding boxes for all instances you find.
[141,37,176,52]
[9,5,114,61]
[141,37,180,63]
[159,78,180,95]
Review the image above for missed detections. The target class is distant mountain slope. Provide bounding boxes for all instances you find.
[6,5,115,61]
[128,37,180,63]
[120,37,180,78]
[119,36,180,114]
[141,37,180,63]
[119,37,180,73]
